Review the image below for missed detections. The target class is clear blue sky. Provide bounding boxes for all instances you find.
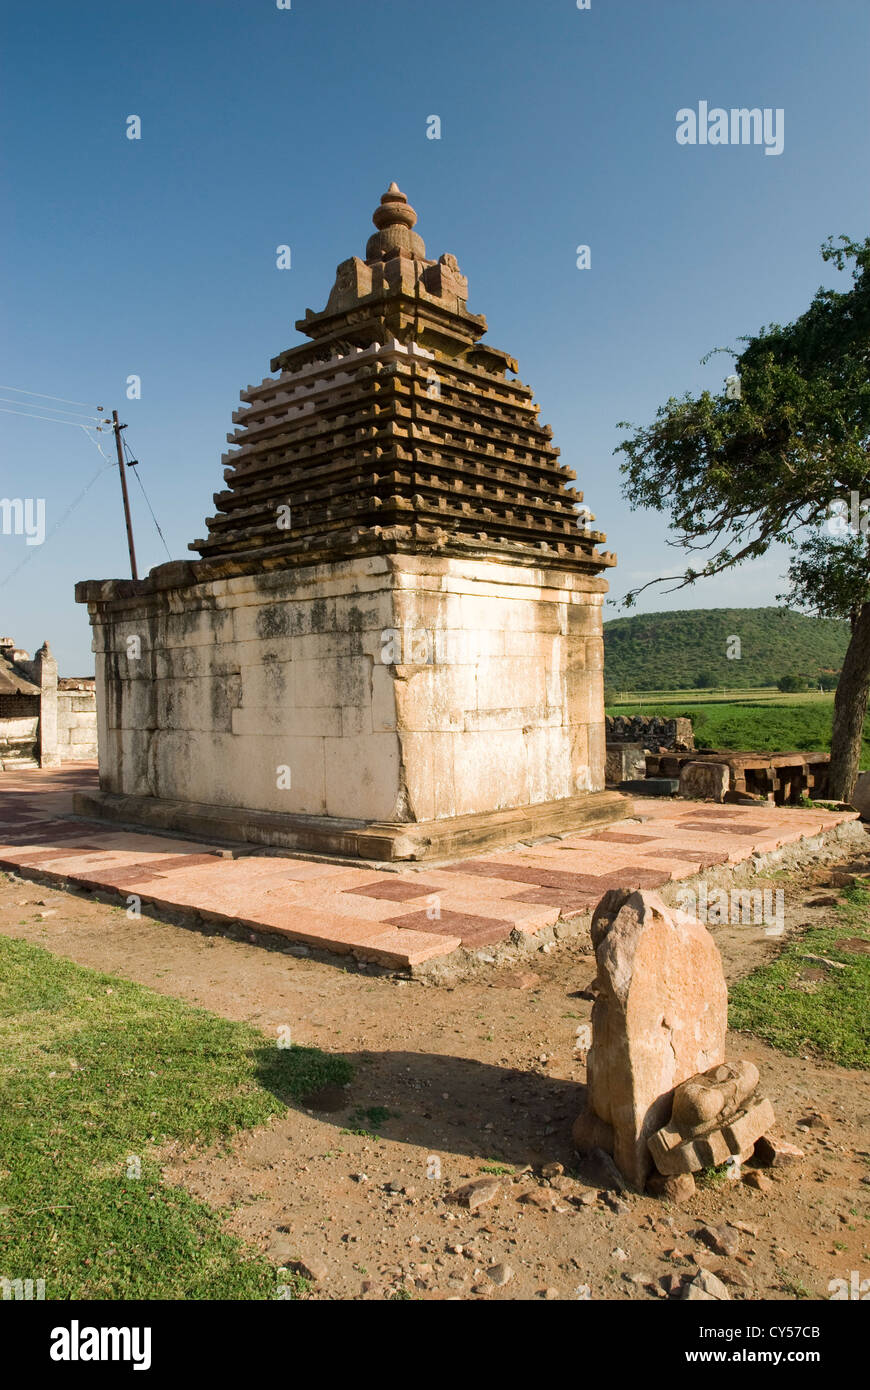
[2,0,868,673]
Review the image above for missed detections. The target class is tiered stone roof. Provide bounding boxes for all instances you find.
[191,185,615,574]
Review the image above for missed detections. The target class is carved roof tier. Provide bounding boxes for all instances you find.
[190,186,615,575]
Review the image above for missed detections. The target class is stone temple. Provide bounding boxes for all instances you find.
[76,184,628,859]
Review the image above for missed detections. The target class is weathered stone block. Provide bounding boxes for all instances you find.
[679,760,730,802]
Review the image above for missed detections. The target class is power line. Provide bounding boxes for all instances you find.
[0,384,103,409]
[0,396,106,422]
[0,456,115,588]
[122,432,172,561]
[0,405,110,429]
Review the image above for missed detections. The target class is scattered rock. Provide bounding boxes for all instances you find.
[742,1171,772,1193]
[681,1268,730,1301]
[541,1162,564,1180]
[519,1189,558,1211]
[294,1257,328,1282]
[698,1224,740,1258]
[754,1136,805,1168]
[486,1263,513,1286]
[449,1178,500,1210]
[661,1272,685,1298]
[646,1172,696,1204]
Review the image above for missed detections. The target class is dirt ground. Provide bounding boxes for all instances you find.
[3,843,869,1302]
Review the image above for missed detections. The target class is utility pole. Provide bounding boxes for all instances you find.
[111,409,138,580]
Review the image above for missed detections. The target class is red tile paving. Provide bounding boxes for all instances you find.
[0,763,858,970]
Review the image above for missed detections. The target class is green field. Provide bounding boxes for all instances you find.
[0,934,352,1300]
[607,689,870,770]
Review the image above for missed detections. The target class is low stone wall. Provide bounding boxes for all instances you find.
[0,712,39,765]
[606,715,694,753]
[57,685,97,762]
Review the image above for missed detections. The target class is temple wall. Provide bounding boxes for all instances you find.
[85,552,607,825]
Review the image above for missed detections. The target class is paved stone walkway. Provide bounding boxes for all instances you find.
[0,764,855,969]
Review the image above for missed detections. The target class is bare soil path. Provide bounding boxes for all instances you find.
[3,841,869,1301]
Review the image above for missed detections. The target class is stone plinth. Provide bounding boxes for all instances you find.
[75,549,627,858]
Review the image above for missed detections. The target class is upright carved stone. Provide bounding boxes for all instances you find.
[573,889,727,1189]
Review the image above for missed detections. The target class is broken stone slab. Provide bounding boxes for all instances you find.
[681,1268,730,1301]
[679,761,730,802]
[754,1135,805,1168]
[671,1060,760,1132]
[449,1177,500,1210]
[574,889,727,1190]
[649,1096,775,1175]
[617,777,679,797]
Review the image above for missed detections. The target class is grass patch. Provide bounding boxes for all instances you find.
[729,882,870,1067]
[0,936,352,1299]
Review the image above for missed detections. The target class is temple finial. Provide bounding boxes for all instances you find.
[366,184,425,262]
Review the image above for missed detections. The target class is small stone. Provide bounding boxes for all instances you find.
[754,1136,805,1168]
[603,1193,631,1215]
[681,1268,730,1301]
[519,1189,558,1211]
[646,1172,696,1204]
[543,1286,560,1299]
[450,1177,500,1211]
[742,1171,771,1192]
[721,1267,753,1289]
[486,1263,513,1286]
[576,1190,598,1207]
[698,1224,740,1258]
[541,1162,564,1179]
[798,1112,832,1130]
[612,1247,628,1261]
[295,1257,328,1282]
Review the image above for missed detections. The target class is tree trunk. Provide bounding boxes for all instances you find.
[828,600,870,802]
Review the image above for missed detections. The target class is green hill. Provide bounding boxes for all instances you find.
[602,608,848,692]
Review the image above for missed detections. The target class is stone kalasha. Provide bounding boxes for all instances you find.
[572,888,727,1190]
[75,185,628,861]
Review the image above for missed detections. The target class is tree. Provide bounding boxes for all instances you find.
[777,674,806,692]
[694,671,715,688]
[616,236,870,800]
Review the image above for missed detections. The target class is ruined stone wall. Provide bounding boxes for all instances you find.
[57,687,98,761]
[0,696,39,766]
[84,552,606,824]
[605,715,694,753]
